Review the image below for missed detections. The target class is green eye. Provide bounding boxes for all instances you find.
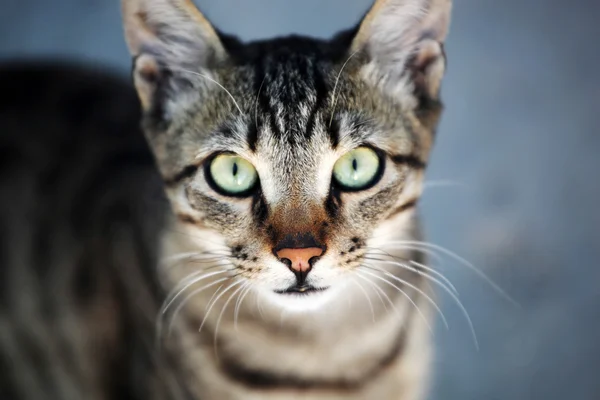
[332,147,381,190]
[209,154,258,195]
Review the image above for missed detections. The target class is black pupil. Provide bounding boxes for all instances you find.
[232,161,238,176]
[352,158,358,171]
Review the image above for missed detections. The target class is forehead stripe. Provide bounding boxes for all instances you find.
[163,164,198,186]
[389,154,426,169]
[304,62,330,141]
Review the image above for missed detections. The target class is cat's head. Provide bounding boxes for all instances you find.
[122,0,451,309]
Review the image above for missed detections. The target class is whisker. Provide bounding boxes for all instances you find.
[409,259,459,295]
[410,263,479,350]
[234,284,253,332]
[162,229,238,253]
[351,278,376,323]
[199,279,245,333]
[356,270,425,327]
[384,240,519,307]
[256,291,266,321]
[356,274,389,312]
[160,251,231,269]
[361,264,449,330]
[213,282,248,360]
[367,245,444,265]
[204,283,225,312]
[357,269,434,333]
[162,268,232,313]
[371,258,479,350]
[254,75,267,128]
[161,276,230,339]
[363,255,459,295]
[169,67,243,115]
[329,49,360,128]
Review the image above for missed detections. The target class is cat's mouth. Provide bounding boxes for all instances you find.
[274,285,329,295]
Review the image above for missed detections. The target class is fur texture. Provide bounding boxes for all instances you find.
[122,0,452,399]
[0,0,452,399]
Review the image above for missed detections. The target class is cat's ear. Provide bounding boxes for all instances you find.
[352,0,451,103]
[121,0,226,113]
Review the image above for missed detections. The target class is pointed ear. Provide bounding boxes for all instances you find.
[352,0,452,103]
[121,0,226,114]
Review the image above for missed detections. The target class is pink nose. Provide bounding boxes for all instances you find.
[276,247,324,274]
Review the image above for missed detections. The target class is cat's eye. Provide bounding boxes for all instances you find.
[332,147,382,191]
[208,154,258,196]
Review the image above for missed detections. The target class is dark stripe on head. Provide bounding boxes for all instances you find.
[252,192,269,226]
[389,154,426,169]
[304,62,329,140]
[386,198,419,220]
[247,120,259,152]
[328,115,340,148]
[163,164,198,186]
[325,186,342,220]
[256,67,283,141]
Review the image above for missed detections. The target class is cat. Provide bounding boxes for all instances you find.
[0,0,452,398]
[121,0,452,399]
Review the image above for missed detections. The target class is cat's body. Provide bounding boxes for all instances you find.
[0,62,183,399]
[0,0,452,399]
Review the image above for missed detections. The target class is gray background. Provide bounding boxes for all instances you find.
[2,0,599,399]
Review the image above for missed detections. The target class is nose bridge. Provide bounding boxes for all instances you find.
[266,145,329,247]
[269,199,328,246]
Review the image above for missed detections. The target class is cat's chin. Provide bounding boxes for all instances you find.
[273,285,329,295]
[263,285,337,312]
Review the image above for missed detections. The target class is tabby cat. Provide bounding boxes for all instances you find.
[0,0,452,399]
[121,0,452,398]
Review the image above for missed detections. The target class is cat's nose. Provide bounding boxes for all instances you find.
[276,247,324,284]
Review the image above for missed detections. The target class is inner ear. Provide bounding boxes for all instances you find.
[350,0,452,106]
[121,0,227,120]
[133,54,162,112]
[408,39,446,101]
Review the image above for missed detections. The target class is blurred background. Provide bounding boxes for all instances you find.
[1,0,599,399]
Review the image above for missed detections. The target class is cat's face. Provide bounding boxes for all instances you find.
[122,0,450,309]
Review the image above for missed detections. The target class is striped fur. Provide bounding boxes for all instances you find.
[0,0,452,399]
[0,62,194,399]
[120,0,452,399]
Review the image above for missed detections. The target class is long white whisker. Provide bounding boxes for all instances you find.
[254,75,267,128]
[234,284,253,332]
[256,291,266,321]
[161,252,219,264]
[363,264,449,330]
[385,240,519,307]
[409,264,479,350]
[162,269,231,313]
[367,245,444,266]
[357,274,389,312]
[213,282,248,360]
[387,260,479,350]
[204,283,225,312]
[199,279,244,333]
[329,49,360,128]
[409,259,459,295]
[364,255,459,295]
[160,252,231,271]
[162,276,230,339]
[351,278,376,323]
[357,269,434,333]
[170,67,243,115]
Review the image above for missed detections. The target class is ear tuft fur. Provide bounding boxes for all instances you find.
[352,0,452,103]
[121,0,226,113]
